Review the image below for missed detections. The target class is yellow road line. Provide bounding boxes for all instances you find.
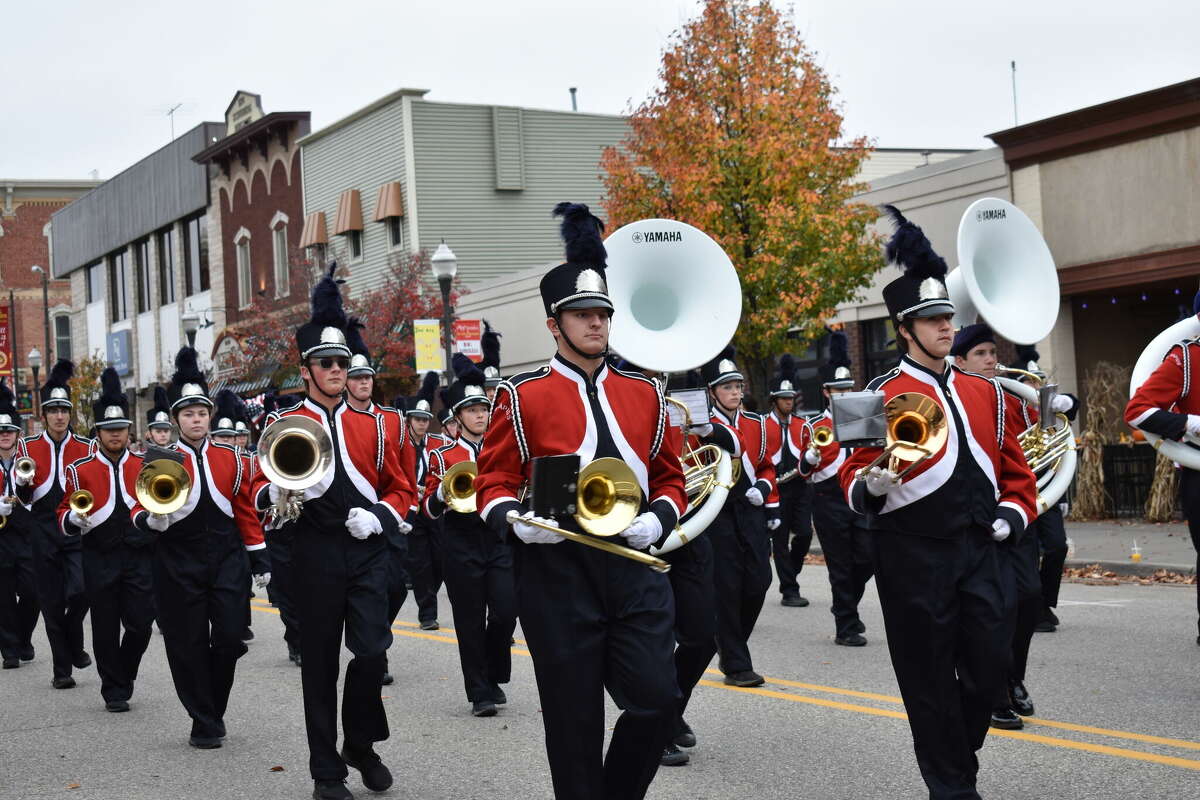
[250,603,1200,768]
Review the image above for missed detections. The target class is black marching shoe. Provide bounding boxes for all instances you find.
[990,707,1023,730]
[18,644,35,662]
[674,718,696,748]
[491,685,507,705]
[313,780,354,800]
[835,632,867,647]
[188,735,222,749]
[341,745,393,792]
[288,644,302,666]
[1009,681,1035,717]
[380,672,394,686]
[661,743,690,766]
[419,619,439,631]
[781,595,809,607]
[105,700,130,713]
[723,670,765,688]
[241,627,255,642]
[73,651,92,669]
[472,699,498,717]
[52,676,76,689]
[2,657,18,669]
[1034,608,1057,633]
[850,619,866,635]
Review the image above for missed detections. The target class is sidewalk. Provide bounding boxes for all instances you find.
[1063,519,1196,575]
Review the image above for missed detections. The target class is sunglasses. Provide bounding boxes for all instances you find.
[313,357,350,370]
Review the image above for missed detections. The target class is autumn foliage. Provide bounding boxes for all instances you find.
[601,0,881,389]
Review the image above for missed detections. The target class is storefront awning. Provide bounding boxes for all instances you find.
[299,211,328,248]
[373,182,404,221]
[334,189,363,234]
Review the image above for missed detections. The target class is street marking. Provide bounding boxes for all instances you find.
[1057,599,1134,607]
[249,603,1200,768]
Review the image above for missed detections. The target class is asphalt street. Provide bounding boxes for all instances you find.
[1,564,1197,800]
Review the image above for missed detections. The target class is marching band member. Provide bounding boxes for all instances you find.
[258,391,303,666]
[482,321,503,403]
[702,346,776,688]
[424,359,516,717]
[19,359,94,689]
[800,351,873,647]
[839,207,1037,799]
[59,369,154,712]
[397,374,444,632]
[763,354,809,608]
[1124,297,1200,647]
[436,406,459,444]
[145,387,174,447]
[475,203,686,800]
[0,380,39,670]
[251,266,414,800]
[131,347,270,748]
[211,389,257,643]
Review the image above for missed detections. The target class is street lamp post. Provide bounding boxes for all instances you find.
[182,312,200,349]
[31,266,51,364]
[430,241,458,380]
[28,347,42,421]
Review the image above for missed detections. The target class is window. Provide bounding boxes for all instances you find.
[85,262,102,304]
[109,251,130,322]
[158,228,176,305]
[183,213,210,296]
[272,225,289,298]
[862,318,898,382]
[135,239,151,313]
[348,230,362,260]
[387,217,403,250]
[54,315,72,362]
[235,229,252,309]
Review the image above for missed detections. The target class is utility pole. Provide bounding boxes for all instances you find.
[167,103,183,141]
[1010,61,1019,126]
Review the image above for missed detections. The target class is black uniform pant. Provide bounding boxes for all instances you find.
[998,528,1042,703]
[441,519,516,703]
[1179,469,1200,635]
[811,480,874,638]
[154,534,249,740]
[1036,506,1068,610]
[295,521,391,782]
[265,529,300,650]
[34,537,89,680]
[83,544,155,703]
[872,529,1007,800]
[771,480,810,599]
[665,534,716,718]
[515,536,679,800]
[405,523,443,625]
[710,503,771,675]
[0,531,40,661]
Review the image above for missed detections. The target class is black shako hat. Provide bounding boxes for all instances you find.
[539,203,614,317]
[147,385,172,429]
[0,378,21,431]
[93,368,131,429]
[481,321,502,387]
[296,263,351,361]
[949,323,996,358]
[446,354,490,414]
[768,354,797,398]
[404,371,438,419]
[346,317,376,377]
[168,347,212,412]
[40,358,74,410]
[880,205,955,325]
[212,389,241,435]
[821,330,855,389]
[701,345,743,387]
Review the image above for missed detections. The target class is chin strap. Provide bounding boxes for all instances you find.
[902,320,943,363]
[555,312,609,362]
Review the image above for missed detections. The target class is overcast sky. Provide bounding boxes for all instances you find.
[3,0,1197,179]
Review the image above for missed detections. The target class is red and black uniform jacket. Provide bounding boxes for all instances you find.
[1126,340,1200,442]
[252,397,415,535]
[712,406,778,512]
[58,449,153,552]
[130,439,266,568]
[838,357,1038,539]
[19,431,95,551]
[475,355,688,546]
[423,437,492,535]
[797,410,847,486]
[765,409,806,488]
[0,454,34,556]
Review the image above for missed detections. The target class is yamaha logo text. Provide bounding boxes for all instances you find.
[976,208,1007,222]
[633,230,683,244]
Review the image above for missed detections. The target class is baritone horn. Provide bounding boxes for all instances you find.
[440,461,477,513]
[135,460,191,515]
[855,393,948,480]
[258,416,334,523]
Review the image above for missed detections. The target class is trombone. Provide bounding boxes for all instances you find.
[855,393,948,481]
[778,422,834,485]
[135,460,191,516]
[0,457,35,530]
[508,457,671,573]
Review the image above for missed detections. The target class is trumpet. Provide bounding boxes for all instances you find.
[855,393,948,481]
[135,460,191,515]
[440,461,478,514]
[69,489,94,515]
[14,457,35,484]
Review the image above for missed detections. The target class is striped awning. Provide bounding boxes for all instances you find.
[334,189,363,234]
[373,182,404,221]
[299,212,328,248]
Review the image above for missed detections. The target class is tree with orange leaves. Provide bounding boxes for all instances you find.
[601,0,880,392]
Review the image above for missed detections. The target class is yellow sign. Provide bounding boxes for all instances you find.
[414,320,444,373]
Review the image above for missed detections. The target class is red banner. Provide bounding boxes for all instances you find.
[0,306,13,378]
[453,319,483,363]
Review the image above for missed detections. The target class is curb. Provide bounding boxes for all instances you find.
[1062,558,1195,578]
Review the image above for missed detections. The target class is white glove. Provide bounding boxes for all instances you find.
[690,423,713,438]
[991,518,1011,542]
[766,516,782,531]
[620,512,662,550]
[345,507,383,540]
[1058,502,1069,517]
[436,482,446,503]
[0,498,12,518]
[268,483,286,504]
[1050,395,1073,413]
[804,448,822,466]
[397,518,413,535]
[862,466,900,497]
[68,509,92,532]
[13,468,32,487]
[745,487,764,506]
[252,572,271,590]
[511,513,565,544]
[1186,415,1200,437]
[146,513,171,532]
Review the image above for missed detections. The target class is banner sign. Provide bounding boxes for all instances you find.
[0,306,12,378]
[453,319,483,363]
[413,319,444,373]
[107,330,132,376]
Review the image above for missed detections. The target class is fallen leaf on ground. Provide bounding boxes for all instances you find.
[269,766,285,772]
